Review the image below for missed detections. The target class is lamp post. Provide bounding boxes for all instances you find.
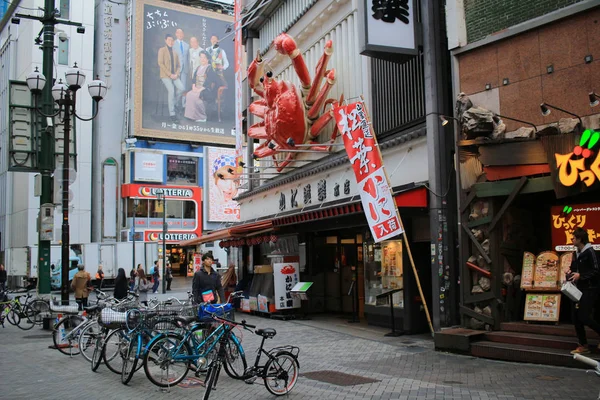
[155,189,167,294]
[132,198,139,273]
[27,65,107,304]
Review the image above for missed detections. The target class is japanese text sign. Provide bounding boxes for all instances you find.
[551,203,600,252]
[273,263,300,310]
[334,101,403,242]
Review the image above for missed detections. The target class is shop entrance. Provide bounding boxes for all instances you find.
[312,232,363,316]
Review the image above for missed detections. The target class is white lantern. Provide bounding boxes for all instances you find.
[65,62,86,91]
[26,67,46,93]
[87,77,108,101]
[52,80,68,103]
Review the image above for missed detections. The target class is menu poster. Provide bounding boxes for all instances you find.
[524,293,561,322]
[533,251,560,289]
[521,252,535,289]
[560,252,573,284]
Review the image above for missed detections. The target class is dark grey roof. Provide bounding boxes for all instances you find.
[235,126,427,201]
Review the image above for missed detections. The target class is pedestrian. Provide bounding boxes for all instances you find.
[166,263,173,291]
[567,227,600,354]
[134,268,151,307]
[95,264,104,290]
[192,253,225,304]
[129,266,138,292]
[152,262,161,294]
[221,263,237,303]
[71,264,92,311]
[114,268,129,300]
[0,264,7,292]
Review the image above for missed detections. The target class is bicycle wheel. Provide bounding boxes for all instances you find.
[202,360,221,400]
[104,329,129,374]
[121,334,139,385]
[91,332,105,372]
[263,352,299,396]
[78,321,101,362]
[223,334,247,379]
[15,304,35,331]
[144,334,191,388]
[27,300,50,325]
[6,306,20,326]
[52,315,84,355]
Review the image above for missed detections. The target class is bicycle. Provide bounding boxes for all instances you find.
[0,292,38,330]
[201,315,299,399]
[573,353,600,399]
[51,302,103,361]
[143,297,247,388]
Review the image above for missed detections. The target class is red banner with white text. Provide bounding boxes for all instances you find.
[333,101,403,242]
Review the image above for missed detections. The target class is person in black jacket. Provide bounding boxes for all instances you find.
[113,268,129,300]
[566,227,600,354]
[192,254,224,304]
[0,264,7,292]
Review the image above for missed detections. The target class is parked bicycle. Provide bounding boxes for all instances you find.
[0,291,47,330]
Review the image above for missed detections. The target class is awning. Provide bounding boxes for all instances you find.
[179,220,274,247]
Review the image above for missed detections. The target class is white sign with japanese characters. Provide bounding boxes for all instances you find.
[273,263,301,310]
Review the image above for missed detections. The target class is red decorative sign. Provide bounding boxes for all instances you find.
[334,101,403,242]
[551,203,600,252]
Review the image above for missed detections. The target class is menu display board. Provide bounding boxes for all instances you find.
[560,252,573,284]
[521,252,535,289]
[524,293,561,322]
[533,251,560,290]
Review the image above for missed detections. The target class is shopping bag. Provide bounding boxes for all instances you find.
[561,281,582,302]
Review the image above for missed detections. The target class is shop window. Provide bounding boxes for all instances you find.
[150,199,163,218]
[340,238,355,244]
[364,240,404,308]
[134,199,148,217]
[58,0,69,19]
[183,200,196,219]
[58,38,69,65]
[166,200,183,218]
[325,236,337,244]
[167,155,198,185]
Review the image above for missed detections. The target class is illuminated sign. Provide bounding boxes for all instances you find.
[556,129,600,187]
[145,231,198,242]
[551,203,600,251]
[138,187,193,198]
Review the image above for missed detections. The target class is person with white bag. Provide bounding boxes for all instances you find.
[566,227,600,355]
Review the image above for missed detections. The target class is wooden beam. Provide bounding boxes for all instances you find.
[484,164,551,181]
[466,215,492,228]
[478,141,547,166]
[488,176,527,232]
[464,292,496,305]
[461,190,478,214]
[462,223,492,264]
[460,305,495,325]
[474,176,553,197]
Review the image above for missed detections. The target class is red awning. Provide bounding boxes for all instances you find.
[179,220,274,246]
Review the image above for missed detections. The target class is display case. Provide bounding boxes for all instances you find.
[364,239,404,308]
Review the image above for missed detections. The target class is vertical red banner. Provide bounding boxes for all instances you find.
[333,101,403,242]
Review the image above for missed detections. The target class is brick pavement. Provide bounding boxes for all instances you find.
[0,313,598,400]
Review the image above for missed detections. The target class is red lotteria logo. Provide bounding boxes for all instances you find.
[140,187,153,196]
[280,265,296,274]
[148,232,159,241]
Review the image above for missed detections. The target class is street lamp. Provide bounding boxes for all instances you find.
[155,189,167,294]
[132,198,139,273]
[27,64,107,304]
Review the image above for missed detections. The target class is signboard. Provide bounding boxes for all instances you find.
[334,101,403,242]
[191,253,201,277]
[134,152,164,182]
[145,231,197,243]
[551,203,600,251]
[206,147,241,222]
[533,251,560,290]
[134,0,235,144]
[167,155,198,185]
[524,293,561,322]
[520,252,535,290]
[233,0,245,180]
[273,262,301,310]
[358,0,418,59]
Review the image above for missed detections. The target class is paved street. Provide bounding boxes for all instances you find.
[0,295,599,400]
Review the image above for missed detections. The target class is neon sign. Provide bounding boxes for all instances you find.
[556,129,600,187]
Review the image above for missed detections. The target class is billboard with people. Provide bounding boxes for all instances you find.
[134,0,235,144]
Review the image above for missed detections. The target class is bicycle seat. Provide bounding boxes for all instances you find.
[84,305,100,313]
[178,316,198,325]
[256,328,277,338]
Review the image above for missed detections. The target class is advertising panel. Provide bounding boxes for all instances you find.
[206,147,241,222]
[134,0,235,144]
[273,262,301,310]
[167,155,198,185]
[134,152,164,182]
[551,203,600,251]
[334,101,403,242]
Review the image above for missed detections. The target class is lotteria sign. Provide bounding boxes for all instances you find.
[145,232,198,243]
[138,187,194,198]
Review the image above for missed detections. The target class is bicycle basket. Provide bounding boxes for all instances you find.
[198,303,233,321]
[99,308,128,329]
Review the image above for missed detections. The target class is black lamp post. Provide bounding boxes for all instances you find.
[155,189,167,294]
[27,65,107,304]
[132,198,139,273]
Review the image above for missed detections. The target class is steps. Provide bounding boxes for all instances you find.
[500,322,600,339]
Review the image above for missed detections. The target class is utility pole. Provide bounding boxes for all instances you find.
[16,1,84,295]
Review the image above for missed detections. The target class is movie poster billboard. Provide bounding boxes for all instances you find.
[135,0,235,144]
[206,147,241,222]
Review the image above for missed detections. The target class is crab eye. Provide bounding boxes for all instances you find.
[259,77,264,83]
[266,71,273,78]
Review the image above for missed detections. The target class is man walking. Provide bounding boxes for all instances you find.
[158,33,185,123]
[192,254,225,304]
[71,265,92,311]
[567,227,600,354]
[174,28,190,90]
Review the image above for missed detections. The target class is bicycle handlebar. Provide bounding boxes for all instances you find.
[574,353,600,369]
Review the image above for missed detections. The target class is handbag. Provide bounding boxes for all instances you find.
[561,281,582,302]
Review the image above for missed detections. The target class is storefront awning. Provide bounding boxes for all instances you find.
[178,220,274,247]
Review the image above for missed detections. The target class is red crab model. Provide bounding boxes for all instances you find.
[247,33,342,171]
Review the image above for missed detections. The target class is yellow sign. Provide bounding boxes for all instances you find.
[555,129,600,187]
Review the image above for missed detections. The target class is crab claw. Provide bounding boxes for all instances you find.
[248,50,265,95]
[273,33,311,88]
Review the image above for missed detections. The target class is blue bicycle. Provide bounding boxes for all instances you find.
[143,300,247,388]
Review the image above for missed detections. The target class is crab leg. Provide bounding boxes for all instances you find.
[248,121,268,140]
[249,100,268,119]
[274,152,296,172]
[306,40,333,106]
[253,141,278,159]
[310,107,334,139]
[307,69,336,120]
[273,33,311,93]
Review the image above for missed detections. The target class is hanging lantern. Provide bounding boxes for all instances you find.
[270,234,278,243]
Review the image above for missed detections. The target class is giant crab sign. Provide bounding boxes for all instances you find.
[247,33,342,171]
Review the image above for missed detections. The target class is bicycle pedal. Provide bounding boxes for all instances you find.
[244,376,257,385]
